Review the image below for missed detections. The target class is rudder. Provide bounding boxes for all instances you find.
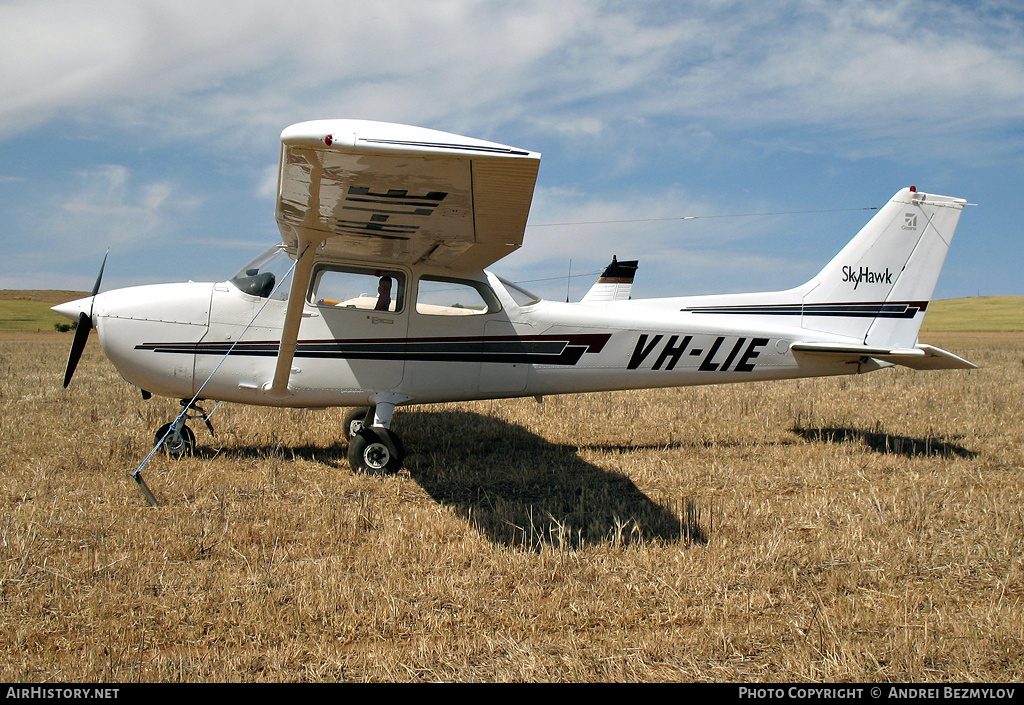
[799,187,968,347]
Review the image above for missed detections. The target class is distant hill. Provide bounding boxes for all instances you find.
[0,290,89,332]
[920,296,1024,332]
[1,290,1021,333]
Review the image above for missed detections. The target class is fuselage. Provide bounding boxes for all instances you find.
[54,262,875,410]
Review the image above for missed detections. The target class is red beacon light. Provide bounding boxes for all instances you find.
[323,134,333,146]
[909,185,916,192]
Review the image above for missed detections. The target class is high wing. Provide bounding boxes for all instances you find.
[268,119,541,397]
[276,119,541,271]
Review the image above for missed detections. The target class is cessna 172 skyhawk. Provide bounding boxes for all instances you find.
[54,119,974,476]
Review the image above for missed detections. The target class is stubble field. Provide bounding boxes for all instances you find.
[1,329,1022,682]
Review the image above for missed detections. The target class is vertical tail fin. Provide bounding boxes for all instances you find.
[800,187,968,347]
[581,256,639,303]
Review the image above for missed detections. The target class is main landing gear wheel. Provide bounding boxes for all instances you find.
[343,407,371,441]
[154,422,196,457]
[348,427,404,475]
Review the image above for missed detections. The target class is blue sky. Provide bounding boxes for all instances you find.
[1,0,1021,301]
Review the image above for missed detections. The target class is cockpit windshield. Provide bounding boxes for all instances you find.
[496,276,542,307]
[228,245,294,300]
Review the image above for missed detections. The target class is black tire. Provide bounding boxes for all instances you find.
[343,407,371,441]
[348,428,404,475]
[155,422,196,457]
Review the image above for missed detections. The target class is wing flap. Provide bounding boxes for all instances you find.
[792,341,976,370]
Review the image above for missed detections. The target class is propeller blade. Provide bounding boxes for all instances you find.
[62,312,93,388]
[89,251,108,315]
[62,252,107,388]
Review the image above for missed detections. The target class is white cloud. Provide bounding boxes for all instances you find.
[2,0,1021,161]
[655,2,1024,142]
[257,164,279,200]
[37,164,200,255]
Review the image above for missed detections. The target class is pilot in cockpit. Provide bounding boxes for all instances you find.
[374,275,393,311]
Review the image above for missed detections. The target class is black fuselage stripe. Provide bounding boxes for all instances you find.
[135,334,609,366]
[683,301,928,318]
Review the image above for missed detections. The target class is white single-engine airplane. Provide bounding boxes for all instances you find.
[55,119,975,476]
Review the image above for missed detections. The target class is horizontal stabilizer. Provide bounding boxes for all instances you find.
[792,342,976,370]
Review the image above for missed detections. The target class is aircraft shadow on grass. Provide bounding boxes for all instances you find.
[196,441,350,466]
[791,425,978,459]
[396,410,703,550]
[198,410,705,550]
[190,415,974,549]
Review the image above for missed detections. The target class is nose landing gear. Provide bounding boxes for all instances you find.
[154,400,215,457]
[154,421,196,457]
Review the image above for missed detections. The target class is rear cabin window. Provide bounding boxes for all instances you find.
[497,277,542,307]
[311,267,405,313]
[415,277,500,316]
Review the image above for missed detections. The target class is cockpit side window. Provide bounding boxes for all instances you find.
[310,266,405,313]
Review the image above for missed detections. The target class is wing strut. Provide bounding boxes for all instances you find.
[267,240,315,398]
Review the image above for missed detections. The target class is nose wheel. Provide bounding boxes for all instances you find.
[154,422,196,457]
[154,400,215,457]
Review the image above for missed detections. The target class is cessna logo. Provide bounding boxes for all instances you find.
[903,213,918,230]
[842,265,893,290]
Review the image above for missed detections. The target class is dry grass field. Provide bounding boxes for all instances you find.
[1,327,1022,682]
